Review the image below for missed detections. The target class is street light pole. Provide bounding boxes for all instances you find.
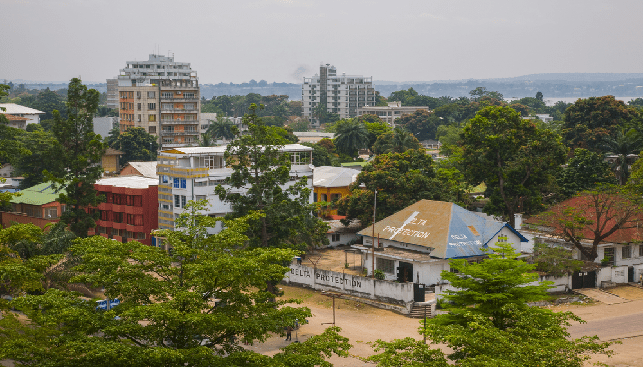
[371,189,377,278]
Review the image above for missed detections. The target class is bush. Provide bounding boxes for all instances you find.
[374,269,385,280]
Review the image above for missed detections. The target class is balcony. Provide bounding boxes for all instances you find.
[159,119,199,125]
[161,107,197,112]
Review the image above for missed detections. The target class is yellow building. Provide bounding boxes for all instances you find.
[313,166,359,217]
[101,148,124,176]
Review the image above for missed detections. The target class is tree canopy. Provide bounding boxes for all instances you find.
[372,127,421,155]
[0,203,350,366]
[111,127,158,164]
[337,149,461,227]
[557,148,616,198]
[461,106,566,226]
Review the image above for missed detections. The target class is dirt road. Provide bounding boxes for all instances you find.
[248,285,643,367]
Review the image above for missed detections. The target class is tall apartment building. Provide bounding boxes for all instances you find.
[118,54,200,149]
[106,78,119,109]
[156,144,313,231]
[302,64,375,127]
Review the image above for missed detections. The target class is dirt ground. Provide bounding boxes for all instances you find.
[244,285,643,367]
[305,246,365,277]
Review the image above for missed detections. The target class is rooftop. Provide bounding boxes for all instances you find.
[313,166,359,188]
[160,144,312,156]
[121,161,158,178]
[96,176,158,189]
[10,182,64,206]
[0,103,44,115]
[358,200,527,259]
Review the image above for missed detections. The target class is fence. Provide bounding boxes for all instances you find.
[283,263,415,306]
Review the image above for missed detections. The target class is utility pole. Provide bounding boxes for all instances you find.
[321,292,342,326]
[371,188,377,278]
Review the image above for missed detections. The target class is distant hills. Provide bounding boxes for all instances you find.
[5,73,643,100]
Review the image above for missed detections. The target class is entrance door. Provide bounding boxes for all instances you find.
[413,283,425,302]
[629,266,635,283]
[397,261,413,283]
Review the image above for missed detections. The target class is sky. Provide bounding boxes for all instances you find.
[2,0,643,84]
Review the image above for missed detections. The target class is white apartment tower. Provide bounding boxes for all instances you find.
[302,64,375,127]
[118,54,200,150]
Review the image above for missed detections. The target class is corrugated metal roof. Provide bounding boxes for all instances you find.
[122,161,158,178]
[10,182,64,206]
[358,200,524,259]
[0,103,44,115]
[96,176,158,189]
[313,166,358,188]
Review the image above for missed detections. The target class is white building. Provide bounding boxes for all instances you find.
[118,54,200,150]
[0,103,44,125]
[358,101,430,127]
[357,200,527,286]
[302,64,375,127]
[156,144,314,230]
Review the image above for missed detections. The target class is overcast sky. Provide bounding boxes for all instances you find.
[2,0,643,84]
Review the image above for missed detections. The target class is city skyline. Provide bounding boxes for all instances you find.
[2,0,643,84]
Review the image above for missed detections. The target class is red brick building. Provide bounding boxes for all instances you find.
[94,176,158,246]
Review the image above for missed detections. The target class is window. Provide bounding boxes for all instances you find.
[604,247,615,266]
[184,92,195,98]
[194,181,207,187]
[330,193,341,201]
[640,244,643,257]
[331,233,341,242]
[136,91,141,99]
[148,103,156,110]
[174,178,180,188]
[181,195,186,208]
[195,195,206,201]
[497,236,507,243]
[149,126,156,134]
[162,92,173,99]
[161,175,169,184]
[174,195,180,207]
[45,207,58,219]
[149,114,156,122]
[376,258,395,274]
[147,91,156,99]
[137,103,141,111]
[112,212,124,223]
[137,114,141,122]
[135,232,146,240]
[111,228,119,236]
[100,210,110,221]
[162,204,170,210]
[181,179,186,188]
[622,245,632,259]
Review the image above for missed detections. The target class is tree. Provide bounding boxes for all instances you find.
[536,91,544,101]
[289,117,310,132]
[216,104,328,251]
[469,86,503,101]
[388,88,418,105]
[368,244,613,367]
[557,148,616,198]
[461,106,567,227]
[112,127,158,164]
[562,95,639,153]
[47,78,106,238]
[105,123,120,147]
[333,119,369,156]
[363,120,392,148]
[0,203,351,366]
[531,243,583,277]
[396,109,442,141]
[207,116,236,141]
[539,185,643,261]
[372,127,422,155]
[301,142,338,167]
[337,149,461,227]
[602,127,642,185]
[14,130,64,189]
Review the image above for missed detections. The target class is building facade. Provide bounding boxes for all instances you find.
[106,78,119,109]
[312,166,358,217]
[3,182,66,229]
[94,176,159,246]
[118,54,200,149]
[358,101,430,127]
[156,144,314,230]
[302,64,375,127]
[0,103,44,125]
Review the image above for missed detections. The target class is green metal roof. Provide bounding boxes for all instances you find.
[340,161,368,167]
[10,182,65,206]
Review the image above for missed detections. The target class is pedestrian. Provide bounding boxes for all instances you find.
[285,326,292,341]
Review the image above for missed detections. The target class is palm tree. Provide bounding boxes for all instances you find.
[207,117,236,141]
[373,127,422,155]
[198,133,214,147]
[603,127,643,185]
[334,119,369,156]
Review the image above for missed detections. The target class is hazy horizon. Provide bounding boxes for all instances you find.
[2,0,643,85]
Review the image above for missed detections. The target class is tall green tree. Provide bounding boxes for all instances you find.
[562,95,639,152]
[0,204,351,366]
[47,78,106,238]
[396,109,442,141]
[333,119,369,156]
[602,127,642,185]
[337,149,461,227]
[207,116,236,140]
[557,148,616,198]
[112,127,158,164]
[368,244,613,367]
[461,106,566,227]
[14,130,64,189]
[216,104,328,251]
[372,127,422,155]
